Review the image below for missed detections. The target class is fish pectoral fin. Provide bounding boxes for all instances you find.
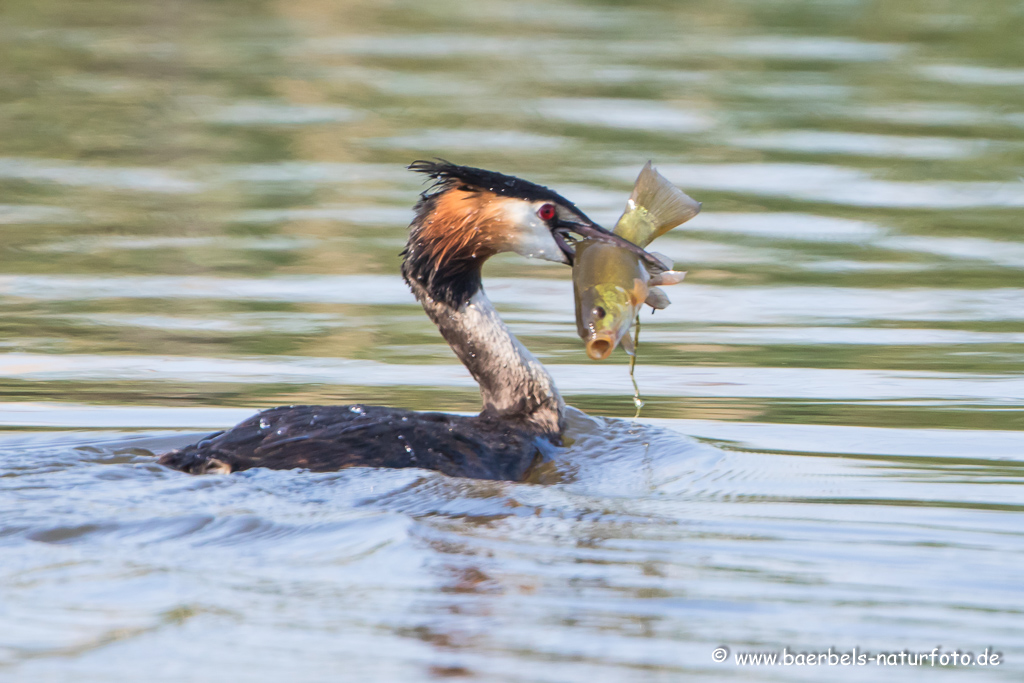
[630,278,649,306]
[649,270,686,287]
[620,329,636,356]
[645,286,671,310]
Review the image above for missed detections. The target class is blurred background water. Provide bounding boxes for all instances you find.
[1,0,1023,680]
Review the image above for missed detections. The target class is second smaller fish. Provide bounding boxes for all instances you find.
[573,162,700,360]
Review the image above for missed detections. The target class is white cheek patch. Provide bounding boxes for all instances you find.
[502,202,566,263]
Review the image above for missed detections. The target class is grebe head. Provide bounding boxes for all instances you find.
[407,159,606,264]
[403,160,658,308]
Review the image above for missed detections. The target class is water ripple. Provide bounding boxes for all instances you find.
[197,101,363,126]
[4,275,1024,323]
[608,163,1024,208]
[0,158,201,193]
[0,204,81,224]
[537,98,715,133]
[0,353,1020,403]
[728,130,991,160]
[919,64,1024,87]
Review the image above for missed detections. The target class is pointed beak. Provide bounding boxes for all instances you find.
[553,219,667,272]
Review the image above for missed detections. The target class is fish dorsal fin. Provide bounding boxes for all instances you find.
[628,161,701,246]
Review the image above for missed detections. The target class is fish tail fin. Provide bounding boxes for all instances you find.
[630,161,701,243]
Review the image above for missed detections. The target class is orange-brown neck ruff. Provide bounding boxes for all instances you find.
[402,187,517,308]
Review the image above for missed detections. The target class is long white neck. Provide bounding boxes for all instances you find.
[410,283,564,435]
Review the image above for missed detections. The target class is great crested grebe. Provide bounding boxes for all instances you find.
[159,160,662,481]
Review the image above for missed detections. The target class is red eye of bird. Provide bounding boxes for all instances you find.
[537,203,556,222]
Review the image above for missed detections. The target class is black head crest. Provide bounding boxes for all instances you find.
[408,159,580,209]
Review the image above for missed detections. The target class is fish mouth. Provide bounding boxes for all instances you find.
[585,332,616,360]
[554,220,666,272]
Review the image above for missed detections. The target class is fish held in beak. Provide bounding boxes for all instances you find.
[554,218,668,272]
[574,242,650,360]
[572,162,701,360]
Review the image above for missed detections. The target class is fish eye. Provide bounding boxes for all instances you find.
[537,203,556,222]
[593,306,606,319]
